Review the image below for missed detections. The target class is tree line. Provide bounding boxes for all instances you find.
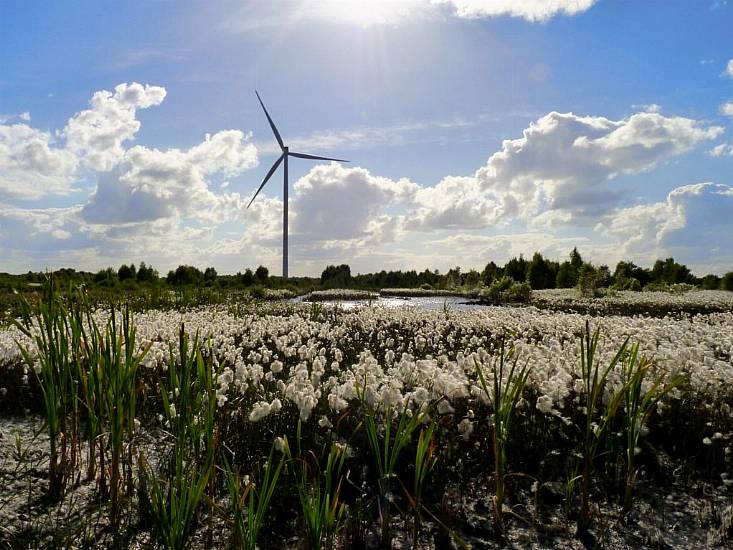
[1,248,732,292]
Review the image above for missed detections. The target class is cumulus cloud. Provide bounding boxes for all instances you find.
[0,82,265,271]
[230,0,597,31]
[290,163,417,241]
[475,111,722,224]
[81,130,257,226]
[405,176,501,230]
[64,82,166,171]
[428,231,590,265]
[720,101,733,118]
[231,163,419,271]
[724,59,733,79]
[0,82,170,201]
[0,204,86,259]
[433,0,597,21]
[2,79,730,276]
[600,183,733,271]
[0,124,78,199]
[239,108,726,273]
[708,142,733,157]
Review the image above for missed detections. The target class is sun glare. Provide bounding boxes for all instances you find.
[310,0,423,27]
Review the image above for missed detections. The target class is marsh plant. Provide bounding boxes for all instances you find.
[284,422,348,550]
[14,282,83,499]
[474,336,529,528]
[224,442,285,550]
[0,294,731,546]
[143,326,218,550]
[358,382,427,548]
[618,345,682,512]
[99,304,150,529]
[576,321,629,532]
[404,419,438,549]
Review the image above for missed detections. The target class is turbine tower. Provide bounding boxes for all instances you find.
[248,91,348,279]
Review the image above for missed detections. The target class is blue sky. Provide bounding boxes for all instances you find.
[1,0,733,276]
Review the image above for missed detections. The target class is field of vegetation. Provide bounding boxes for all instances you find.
[0,280,732,549]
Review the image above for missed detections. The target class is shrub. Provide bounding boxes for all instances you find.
[576,265,599,298]
[624,277,642,291]
[722,272,733,291]
[504,281,531,303]
[480,276,531,304]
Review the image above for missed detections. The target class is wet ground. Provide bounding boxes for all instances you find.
[1,415,731,549]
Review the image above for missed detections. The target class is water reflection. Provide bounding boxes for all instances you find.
[289,295,485,311]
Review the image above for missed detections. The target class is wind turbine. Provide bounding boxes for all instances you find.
[247,91,348,279]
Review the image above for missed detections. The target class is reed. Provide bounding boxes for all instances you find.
[474,336,529,528]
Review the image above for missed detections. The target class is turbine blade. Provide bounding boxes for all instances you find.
[247,154,284,209]
[289,151,349,163]
[255,90,284,151]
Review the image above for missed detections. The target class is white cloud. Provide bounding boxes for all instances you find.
[0,124,78,199]
[708,142,733,157]
[433,0,597,21]
[723,59,733,78]
[291,163,417,241]
[226,0,597,31]
[0,204,85,254]
[405,175,501,230]
[720,101,733,118]
[2,79,731,276]
[64,82,167,171]
[632,103,661,113]
[81,130,257,226]
[429,231,589,263]
[475,111,722,224]
[0,82,266,272]
[600,183,733,272]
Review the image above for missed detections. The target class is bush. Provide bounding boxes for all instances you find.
[701,274,720,290]
[577,266,600,298]
[504,281,531,303]
[249,285,266,299]
[612,277,642,291]
[480,276,531,304]
[721,272,733,291]
[625,278,642,291]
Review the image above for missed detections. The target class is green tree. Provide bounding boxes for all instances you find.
[613,260,650,288]
[255,265,269,285]
[118,263,136,282]
[556,262,576,288]
[464,269,481,288]
[722,272,733,291]
[445,266,461,288]
[240,268,255,286]
[596,265,611,288]
[204,267,218,284]
[321,264,352,288]
[481,261,501,286]
[527,252,552,290]
[137,262,158,283]
[167,265,204,286]
[503,255,528,283]
[577,265,598,298]
[570,247,583,271]
[93,267,118,287]
[702,274,721,290]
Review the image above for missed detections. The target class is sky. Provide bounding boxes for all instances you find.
[1,0,733,277]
